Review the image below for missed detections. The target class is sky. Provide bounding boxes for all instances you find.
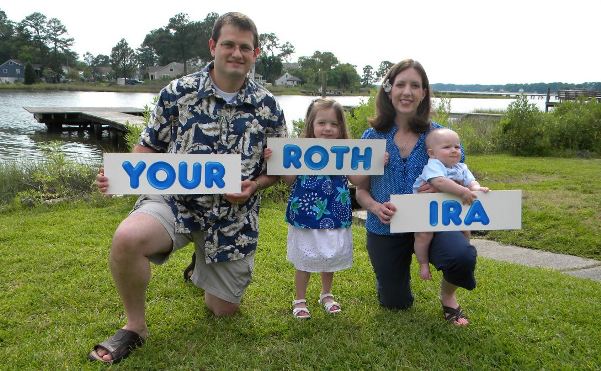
[2,0,600,84]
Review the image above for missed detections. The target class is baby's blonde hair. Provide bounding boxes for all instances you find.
[425,128,459,149]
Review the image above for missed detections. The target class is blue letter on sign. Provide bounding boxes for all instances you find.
[205,162,226,188]
[283,144,302,169]
[429,201,438,226]
[147,161,176,190]
[122,161,147,189]
[330,146,350,169]
[441,200,462,226]
[464,200,490,225]
[178,161,202,189]
[304,145,328,170]
[351,147,372,170]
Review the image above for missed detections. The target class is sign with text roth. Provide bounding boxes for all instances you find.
[266,138,386,175]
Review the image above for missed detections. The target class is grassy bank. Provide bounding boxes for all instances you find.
[468,155,601,259]
[0,198,599,369]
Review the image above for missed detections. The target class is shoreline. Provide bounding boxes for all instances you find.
[0,83,513,99]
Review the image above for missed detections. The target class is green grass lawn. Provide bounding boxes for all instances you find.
[1,197,600,369]
[468,155,601,260]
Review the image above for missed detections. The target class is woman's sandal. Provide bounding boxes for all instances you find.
[292,299,311,319]
[442,304,469,326]
[88,329,145,364]
[318,293,341,314]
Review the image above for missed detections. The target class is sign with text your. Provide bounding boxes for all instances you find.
[266,138,386,175]
[390,190,522,233]
[104,153,241,194]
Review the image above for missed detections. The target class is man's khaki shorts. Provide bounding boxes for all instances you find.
[130,195,255,304]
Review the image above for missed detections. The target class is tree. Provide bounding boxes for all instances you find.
[0,10,16,61]
[376,60,394,80]
[24,62,35,84]
[278,41,295,62]
[255,55,282,83]
[136,46,157,78]
[142,12,217,72]
[16,12,49,63]
[110,38,136,78]
[330,63,360,90]
[259,33,279,56]
[362,65,374,87]
[45,17,75,81]
[93,54,110,66]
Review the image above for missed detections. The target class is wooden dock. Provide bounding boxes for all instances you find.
[23,107,146,141]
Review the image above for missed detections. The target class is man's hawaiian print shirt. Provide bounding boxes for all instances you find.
[140,62,287,263]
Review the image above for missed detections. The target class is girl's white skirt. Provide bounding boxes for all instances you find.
[286,225,353,272]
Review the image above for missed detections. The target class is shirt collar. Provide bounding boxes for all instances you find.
[196,62,262,107]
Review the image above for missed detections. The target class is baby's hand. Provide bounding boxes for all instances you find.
[460,189,478,205]
[384,151,390,166]
[263,148,273,160]
[471,185,490,193]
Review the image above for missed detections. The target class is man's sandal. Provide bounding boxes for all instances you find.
[183,252,196,282]
[88,329,145,364]
[442,305,469,326]
[318,293,341,314]
[292,299,311,319]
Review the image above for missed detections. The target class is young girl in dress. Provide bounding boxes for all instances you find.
[265,98,356,319]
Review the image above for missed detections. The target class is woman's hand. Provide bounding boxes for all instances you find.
[371,201,396,224]
[416,181,436,193]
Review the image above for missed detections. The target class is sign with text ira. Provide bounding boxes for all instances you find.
[103,153,241,194]
[266,138,386,175]
[390,190,522,233]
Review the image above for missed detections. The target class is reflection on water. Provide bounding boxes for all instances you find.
[0,90,547,164]
[0,90,157,164]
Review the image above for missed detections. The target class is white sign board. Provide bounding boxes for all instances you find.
[266,138,386,175]
[390,190,522,232]
[104,153,241,194]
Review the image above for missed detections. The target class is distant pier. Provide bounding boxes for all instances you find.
[23,107,145,142]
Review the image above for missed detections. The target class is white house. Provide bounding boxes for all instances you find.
[274,72,302,87]
[148,62,185,80]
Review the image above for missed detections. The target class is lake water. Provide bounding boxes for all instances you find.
[0,90,547,164]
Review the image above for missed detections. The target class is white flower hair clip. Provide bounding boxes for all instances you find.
[382,79,392,93]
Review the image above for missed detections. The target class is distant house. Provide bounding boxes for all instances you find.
[0,59,25,83]
[148,62,185,80]
[93,66,113,81]
[0,59,42,83]
[275,72,302,87]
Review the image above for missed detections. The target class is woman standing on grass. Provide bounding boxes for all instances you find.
[354,59,477,325]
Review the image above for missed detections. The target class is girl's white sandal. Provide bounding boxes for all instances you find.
[318,293,342,314]
[292,299,311,319]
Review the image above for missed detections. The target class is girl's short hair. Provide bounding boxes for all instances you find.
[303,98,350,139]
[369,59,432,134]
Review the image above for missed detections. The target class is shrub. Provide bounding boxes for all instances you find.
[499,95,553,156]
[345,91,375,139]
[551,98,601,155]
[454,118,503,155]
[125,103,153,151]
[8,142,96,207]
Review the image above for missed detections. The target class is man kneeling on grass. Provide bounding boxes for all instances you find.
[89,12,286,364]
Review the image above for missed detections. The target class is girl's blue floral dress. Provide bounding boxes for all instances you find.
[285,175,353,272]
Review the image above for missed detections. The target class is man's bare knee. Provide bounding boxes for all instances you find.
[205,293,239,317]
